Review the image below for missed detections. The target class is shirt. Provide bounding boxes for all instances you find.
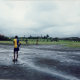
[14,39,21,48]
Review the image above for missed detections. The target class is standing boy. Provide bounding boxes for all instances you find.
[13,35,21,62]
[36,38,38,45]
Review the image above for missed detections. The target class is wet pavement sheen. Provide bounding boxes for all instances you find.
[0,44,80,80]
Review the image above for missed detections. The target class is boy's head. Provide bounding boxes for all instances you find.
[15,35,18,38]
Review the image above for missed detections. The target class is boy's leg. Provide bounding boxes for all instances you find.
[15,51,18,61]
[14,54,15,60]
[13,50,15,61]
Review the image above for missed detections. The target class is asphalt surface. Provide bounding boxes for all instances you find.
[0,44,80,80]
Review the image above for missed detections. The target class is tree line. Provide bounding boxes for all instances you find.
[0,34,80,42]
[14,36,80,42]
[0,35,12,41]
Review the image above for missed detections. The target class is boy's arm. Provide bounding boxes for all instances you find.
[19,41,21,46]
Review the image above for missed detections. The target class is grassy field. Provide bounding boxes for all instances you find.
[0,40,80,48]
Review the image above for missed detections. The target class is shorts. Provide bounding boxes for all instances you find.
[14,48,19,51]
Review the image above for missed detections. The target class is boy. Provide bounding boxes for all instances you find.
[13,35,21,62]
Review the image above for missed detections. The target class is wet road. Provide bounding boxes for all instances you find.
[0,44,80,80]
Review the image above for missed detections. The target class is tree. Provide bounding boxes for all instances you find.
[44,36,47,39]
[46,34,49,38]
[29,35,32,39]
[54,37,59,42]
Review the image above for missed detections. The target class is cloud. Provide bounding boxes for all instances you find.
[0,1,80,37]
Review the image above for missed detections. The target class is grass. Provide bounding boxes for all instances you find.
[0,41,13,44]
[0,40,80,48]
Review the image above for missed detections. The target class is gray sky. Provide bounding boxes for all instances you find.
[0,1,80,37]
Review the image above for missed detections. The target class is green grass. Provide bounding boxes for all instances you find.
[0,41,13,44]
[0,40,80,48]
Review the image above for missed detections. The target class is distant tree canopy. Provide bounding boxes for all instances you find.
[0,36,12,41]
[1,34,80,42]
[17,35,80,42]
[46,34,49,38]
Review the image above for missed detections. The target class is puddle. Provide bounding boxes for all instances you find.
[0,44,80,80]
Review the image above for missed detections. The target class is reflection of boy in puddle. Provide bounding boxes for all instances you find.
[13,35,21,62]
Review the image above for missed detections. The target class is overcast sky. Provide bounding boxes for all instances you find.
[0,1,80,37]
